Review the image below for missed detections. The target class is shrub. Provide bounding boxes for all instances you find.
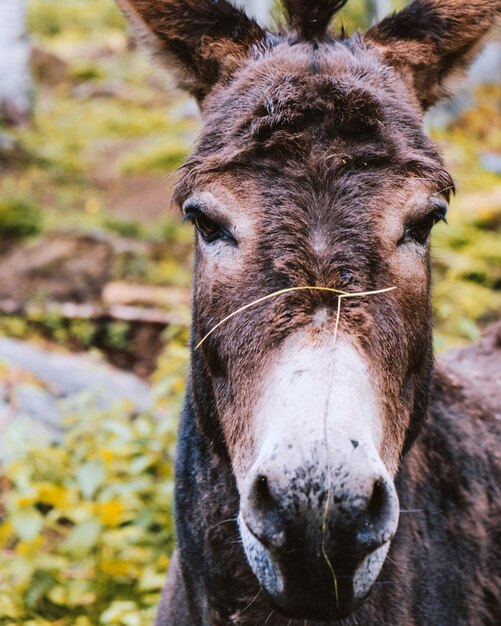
[28,0,124,41]
[103,217,143,240]
[118,139,189,175]
[0,394,178,625]
[0,197,43,240]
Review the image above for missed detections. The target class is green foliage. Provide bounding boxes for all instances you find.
[2,0,197,239]
[337,0,372,31]
[103,217,143,240]
[0,379,184,624]
[28,0,125,42]
[0,315,113,352]
[118,140,190,175]
[105,322,131,351]
[432,198,501,350]
[0,196,43,240]
[157,216,193,246]
[429,85,501,350]
[153,326,190,414]
[70,63,107,83]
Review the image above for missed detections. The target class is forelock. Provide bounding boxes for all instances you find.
[175,36,453,203]
[283,0,349,40]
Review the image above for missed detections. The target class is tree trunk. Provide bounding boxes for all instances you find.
[367,0,392,22]
[233,0,274,26]
[0,0,32,125]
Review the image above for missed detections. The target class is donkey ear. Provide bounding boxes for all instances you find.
[366,0,501,110]
[116,0,266,101]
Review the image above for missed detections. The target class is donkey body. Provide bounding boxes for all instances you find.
[117,1,501,623]
[157,326,501,625]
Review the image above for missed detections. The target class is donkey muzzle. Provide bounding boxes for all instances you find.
[239,450,399,620]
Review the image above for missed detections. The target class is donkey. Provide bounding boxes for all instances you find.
[117,1,501,624]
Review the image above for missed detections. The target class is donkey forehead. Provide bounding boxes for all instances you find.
[187,39,446,191]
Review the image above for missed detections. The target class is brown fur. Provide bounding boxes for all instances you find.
[366,0,501,109]
[175,38,452,473]
[117,0,267,100]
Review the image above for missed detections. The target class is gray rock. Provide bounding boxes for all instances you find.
[480,152,501,176]
[0,338,154,462]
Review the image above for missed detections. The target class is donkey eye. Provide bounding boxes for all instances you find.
[399,200,448,247]
[193,212,222,242]
[185,207,236,245]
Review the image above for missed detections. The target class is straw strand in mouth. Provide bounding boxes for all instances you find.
[195,285,397,350]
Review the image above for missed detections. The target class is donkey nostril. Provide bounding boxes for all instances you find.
[256,475,270,500]
[367,479,387,524]
[355,478,395,554]
[246,474,286,550]
[252,475,277,514]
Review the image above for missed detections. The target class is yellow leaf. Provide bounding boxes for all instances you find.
[15,495,36,508]
[97,500,124,526]
[0,521,13,548]
[16,536,44,556]
[100,448,115,462]
[100,601,141,625]
[139,567,166,591]
[100,558,135,577]
[156,554,169,570]
[38,483,72,508]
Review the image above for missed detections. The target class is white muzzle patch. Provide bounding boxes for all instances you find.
[250,330,385,480]
[238,329,399,605]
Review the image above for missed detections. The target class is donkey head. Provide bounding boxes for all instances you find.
[119,0,500,620]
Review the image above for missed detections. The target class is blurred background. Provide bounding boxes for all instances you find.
[0,1,499,624]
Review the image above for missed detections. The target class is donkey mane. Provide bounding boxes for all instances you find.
[283,0,349,40]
